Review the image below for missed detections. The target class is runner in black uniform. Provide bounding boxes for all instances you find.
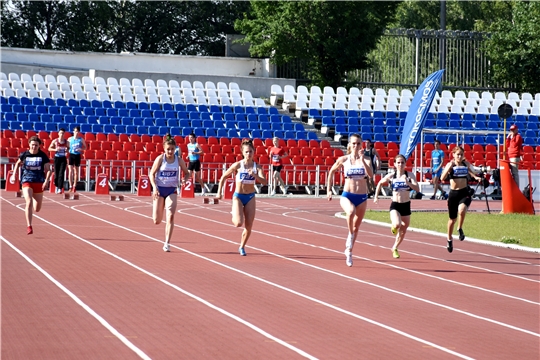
[11,136,52,234]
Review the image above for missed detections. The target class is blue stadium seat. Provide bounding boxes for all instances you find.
[31,98,44,106]
[244,106,255,114]
[174,103,186,112]
[80,124,92,133]
[103,125,114,133]
[251,130,262,139]
[179,119,190,128]
[214,121,225,129]
[282,123,293,131]
[271,123,282,131]
[122,117,133,125]
[387,134,399,143]
[143,118,154,126]
[98,116,110,125]
[162,103,173,111]
[238,129,250,138]
[256,107,268,114]
[236,121,248,130]
[138,102,149,110]
[137,126,149,135]
[228,129,239,138]
[167,119,178,127]
[348,110,359,118]
[261,130,273,139]
[484,136,497,145]
[9,121,22,129]
[348,125,360,133]
[170,127,181,136]
[295,123,305,131]
[206,128,217,137]
[114,125,126,134]
[64,115,75,123]
[87,116,98,125]
[21,97,33,105]
[17,113,29,122]
[308,109,321,120]
[92,124,103,133]
[347,117,359,126]
[125,125,137,134]
[295,131,308,140]
[150,102,161,111]
[307,132,318,140]
[248,122,259,130]
[235,113,247,121]
[155,119,167,127]
[223,113,235,121]
[373,133,385,142]
[448,120,460,129]
[45,123,58,132]
[158,127,169,136]
[474,121,487,130]
[335,125,347,135]
[148,126,159,135]
[110,117,122,125]
[8,96,19,105]
[487,121,499,129]
[283,130,294,139]
[21,122,33,131]
[473,135,485,145]
[222,105,233,114]
[425,119,436,127]
[217,128,228,137]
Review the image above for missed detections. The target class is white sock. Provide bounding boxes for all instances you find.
[345,233,353,250]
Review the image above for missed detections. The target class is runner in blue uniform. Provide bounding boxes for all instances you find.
[327,134,373,266]
[11,136,52,234]
[217,139,267,256]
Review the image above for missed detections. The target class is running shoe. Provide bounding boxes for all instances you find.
[270,190,276,196]
[163,243,170,252]
[281,186,287,194]
[447,239,453,253]
[55,188,62,194]
[430,195,436,200]
[391,226,397,235]
[27,226,33,235]
[344,249,353,267]
[392,248,400,259]
[458,228,465,241]
[201,188,206,195]
[239,247,246,256]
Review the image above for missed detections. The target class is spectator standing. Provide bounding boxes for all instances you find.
[179,133,206,194]
[267,136,288,195]
[505,124,523,188]
[48,128,68,194]
[430,140,447,200]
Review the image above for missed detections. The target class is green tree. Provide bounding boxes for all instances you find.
[392,0,513,31]
[1,0,250,56]
[235,1,398,88]
[485,1,540,93]
[1,0,68,49]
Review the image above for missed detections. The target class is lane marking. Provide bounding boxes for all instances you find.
[0,235,152,360]
[77,197,539,339]
[2,200,318,360]
[63,202,476,359]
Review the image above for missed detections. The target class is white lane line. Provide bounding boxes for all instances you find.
[258,200,540,263]
[3,200,318,360]
[257,209,540,283]
[171,203,540,306]
[0,235,152,360]
[64,203,475,359]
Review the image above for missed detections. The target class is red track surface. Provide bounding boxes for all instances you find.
[2,191,539,359]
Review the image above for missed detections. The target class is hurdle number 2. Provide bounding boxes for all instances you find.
[184,180,192,191]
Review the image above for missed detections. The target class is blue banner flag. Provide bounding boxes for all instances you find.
[399,69,445,159]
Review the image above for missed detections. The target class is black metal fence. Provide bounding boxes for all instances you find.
[278,28,517,92]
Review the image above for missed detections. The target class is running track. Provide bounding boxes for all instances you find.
[2,192,539,359]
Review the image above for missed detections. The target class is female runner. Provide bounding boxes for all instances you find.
[149,135,190,252]
[441,146,482,252]
[373,154,419,258]
[217,139,267,256]
[327,134,373,266]
[11,136,52,234]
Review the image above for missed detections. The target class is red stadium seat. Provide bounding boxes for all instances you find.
[128,151,138,161]
[145,143,157,152]
[130,134,141,143]
[311,148,322,157]
[207,136,219,146]
[219,137,230,146]
[320,140,331,149]
[119,134,129,142]
[101,141,112,151]
[96,133,107,142]
[94,150,106,160]
[107,134,118,142]
[123,142,135,152]
[287,139,297,148]
[196,136,207,145]
[139,134,151,143]
[139,152,150,161]
[289,147,300,157]
[230,138,241,147]
[85,133,96,142]
[111,142,123,151]
[152,135,162,144]
[297,139,308,148]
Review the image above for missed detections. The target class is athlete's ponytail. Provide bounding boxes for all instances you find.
[163,133,176,147]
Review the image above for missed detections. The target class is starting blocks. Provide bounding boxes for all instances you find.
[64,193,79,200]
[203,197,219,204]
[110,195,124,201]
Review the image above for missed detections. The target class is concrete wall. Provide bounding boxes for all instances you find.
[1,47,295,98]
